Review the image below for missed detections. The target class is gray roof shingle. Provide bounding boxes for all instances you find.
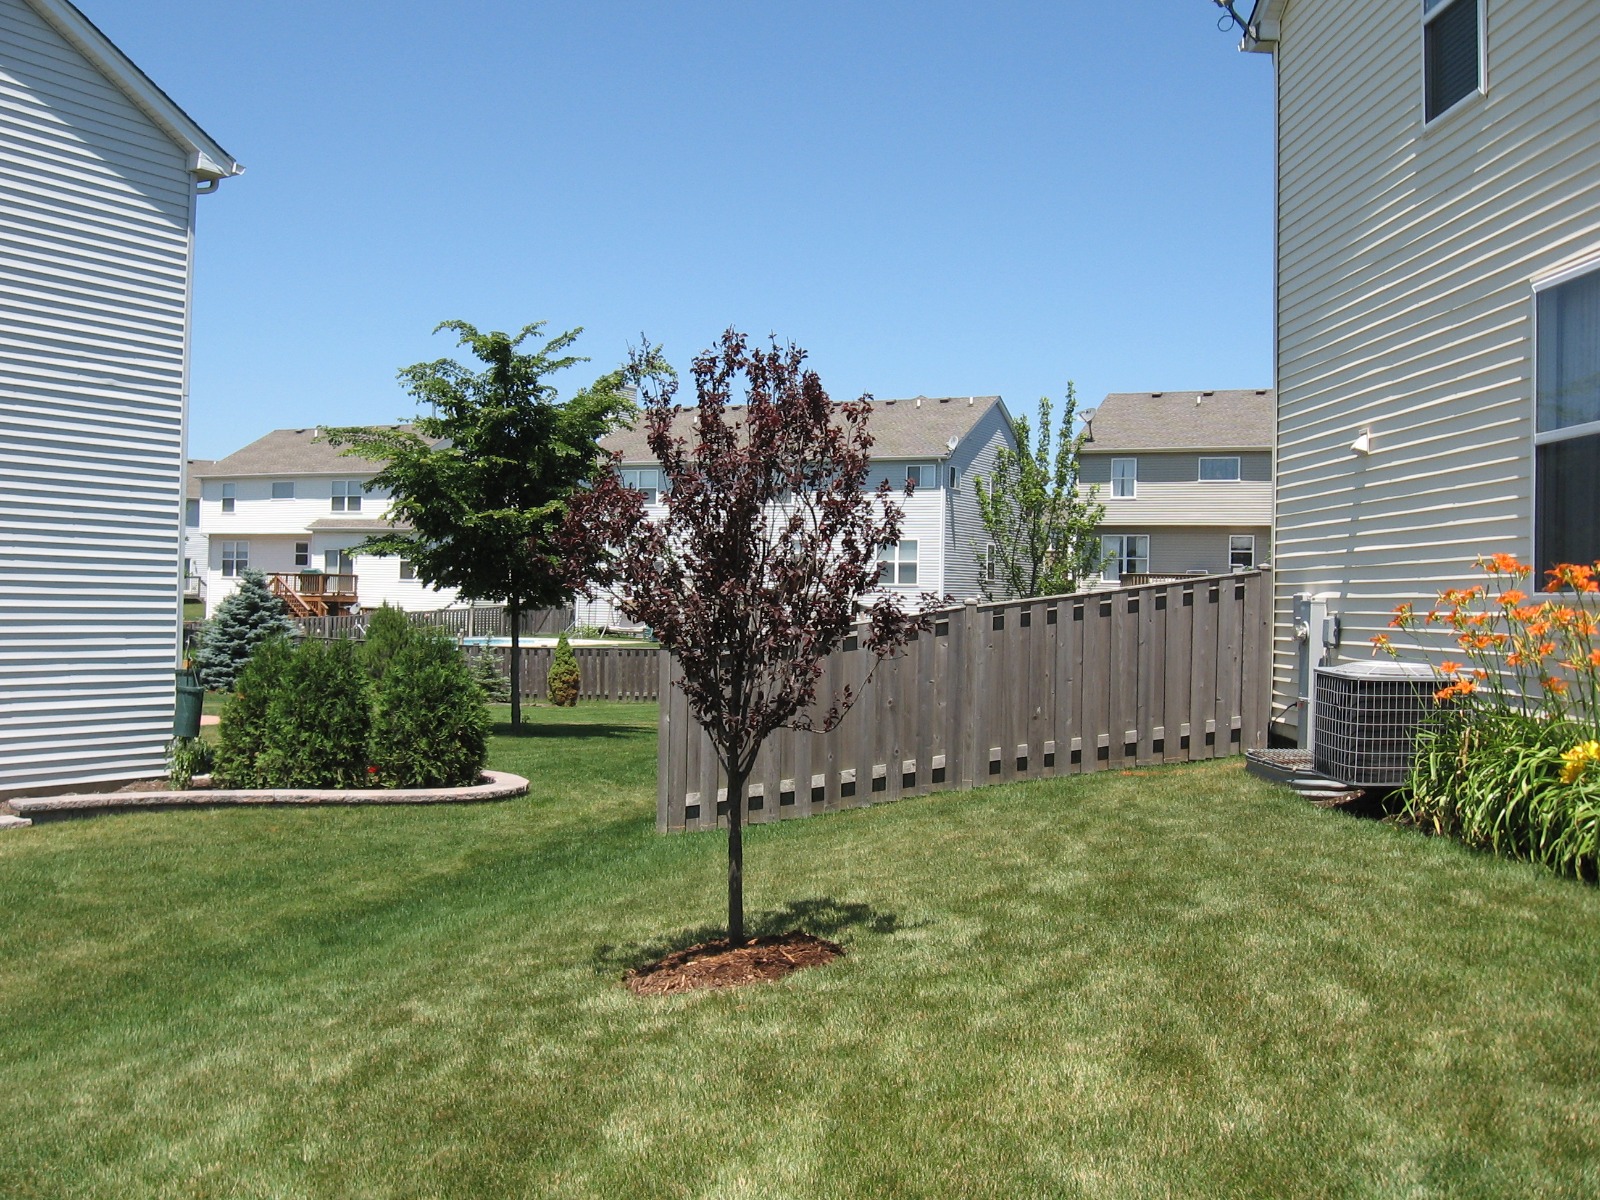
[601,395,1005,463]
[1081,390,1274,452]
[198,427,425,477]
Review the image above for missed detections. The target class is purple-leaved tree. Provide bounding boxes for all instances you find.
[563,329,930,943]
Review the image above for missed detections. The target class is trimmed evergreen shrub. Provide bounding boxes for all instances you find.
[548,631,580,707]
[211,636,294,787]
[369,628,489,787]
[360,604,413,682]
[254,638,372,789]
[192,570,296,691]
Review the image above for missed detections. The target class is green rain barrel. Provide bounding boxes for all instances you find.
[173,667,203,738]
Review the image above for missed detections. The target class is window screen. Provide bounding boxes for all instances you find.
[1199,457,1241,482]
[1535,265,1600,577]
[1424,0,1480,122]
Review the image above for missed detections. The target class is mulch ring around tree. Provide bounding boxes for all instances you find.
[624,931,844,996]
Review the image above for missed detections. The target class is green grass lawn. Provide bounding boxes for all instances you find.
[3,703,1599,1198]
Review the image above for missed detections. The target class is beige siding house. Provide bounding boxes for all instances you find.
[197,429,464,617]
[1078,390,1275,587]
[575,396,1018,630]
[0,0,240,798]
[1243,0,1600,740]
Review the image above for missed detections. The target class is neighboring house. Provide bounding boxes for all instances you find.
[197,428,462,617]
[183,459,212,600]
[0,0,241,799]
[575,395,1018,629]
[1242,0,1600,740]
[1078,390,1275,587]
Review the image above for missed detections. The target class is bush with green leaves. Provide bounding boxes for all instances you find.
[191,570,296,691]
[165,736,214,790]
[369,628,490,787]
[211,636,294,787]
[548,631,580,707]
[1405,707,1600,881]
[360,604,413,682]
[254,638,373,789]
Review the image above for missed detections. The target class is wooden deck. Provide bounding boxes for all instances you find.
[267,572,358,617]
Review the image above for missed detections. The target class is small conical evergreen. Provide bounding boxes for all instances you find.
[359,603,412,682]
[547,631,580,707]
[192,569,296,691]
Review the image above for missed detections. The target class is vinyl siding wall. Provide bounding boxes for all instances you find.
[942,400,1017,600]
[1082,452,1274,527]
[1268,0,1600,736]
[0,0,196,796]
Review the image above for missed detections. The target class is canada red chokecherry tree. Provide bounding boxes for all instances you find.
[562,330,931,943]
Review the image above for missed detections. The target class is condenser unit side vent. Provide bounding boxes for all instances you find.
[1312,661,1436,787]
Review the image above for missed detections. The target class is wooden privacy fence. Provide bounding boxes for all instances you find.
[657,570,1272,832]
[509,645,661,702]
[295,604,570,640]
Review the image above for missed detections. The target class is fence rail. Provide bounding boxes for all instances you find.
[293,604,570,640]
[508,645,661,702]
[657,570,1272,832]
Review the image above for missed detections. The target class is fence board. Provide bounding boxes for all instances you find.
[657,570,1272,831]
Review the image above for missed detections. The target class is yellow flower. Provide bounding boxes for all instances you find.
[1559,740,1600,785]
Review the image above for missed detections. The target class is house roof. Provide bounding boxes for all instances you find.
[185,460,213,498]
[1241,0,1285,52]
[601,396,1006,464]
[1081,390,1274,452]
[199,427,425,478]
[307,517,412,534]
[24,0,243,180]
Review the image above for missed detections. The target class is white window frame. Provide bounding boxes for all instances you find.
[1421,0,1486,128]
[294,541,310,568]
[621,467,662,504]
[1110,458,1137,499]
[984,542,998,584]
[331,479,364,512]
[220,540,248,577]
[220,482,235,513]
[1531,251,1600,588]
[1199,456,1241,482]
[324,549,354,574]
[270,480,294,500]
[1229,535,1256,570]
[184,498,199,527]
[1100,534,1149,582]
[399,559,416,581]
[904,464,935,491]
[877,540,919,587]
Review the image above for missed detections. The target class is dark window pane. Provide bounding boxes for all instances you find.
[1425,0,1479,122]
[1537,271,1600,433]
[1536,434,1600,576]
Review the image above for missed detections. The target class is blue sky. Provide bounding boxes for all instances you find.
[88,1,1274,459]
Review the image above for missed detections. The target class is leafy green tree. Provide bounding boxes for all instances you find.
[325,320,643,730]
[972,386,1107,599]
[191,569,296,691]
[369,628,489,788]
[547,631,580,707]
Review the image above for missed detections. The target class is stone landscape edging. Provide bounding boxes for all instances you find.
[8,770,530,819]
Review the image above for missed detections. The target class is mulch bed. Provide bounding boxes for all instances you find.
[624,931,844,996]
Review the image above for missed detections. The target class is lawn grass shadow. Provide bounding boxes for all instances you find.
[591,896,921,975]
[492,721,647,740]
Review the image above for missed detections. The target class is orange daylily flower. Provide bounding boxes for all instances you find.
[1499,589,1527,607]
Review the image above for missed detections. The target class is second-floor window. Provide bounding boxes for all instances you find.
[399,559,416,581]
[294,542,310,568]
[1199,456,1241,482]
[878,540,918,586]
[185,498,199,527]
[324,549,354,575]
[220,482,235,513]
[271,481,294,499]
[905,464,935,491]
[1111,458,1137,499]
[220,541,248,576]
[331,480,364,512]
[1424,0,1482,123]
[621,468,662,503]
[1101,534,1149,582]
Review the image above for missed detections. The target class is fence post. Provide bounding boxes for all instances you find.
[959,599,981,790]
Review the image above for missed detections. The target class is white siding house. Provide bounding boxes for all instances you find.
[1243,0,1600,740]
[1077,390,1275,587]
[574,396,1018,630]
[198,429,464,616]
[0,0,241,798]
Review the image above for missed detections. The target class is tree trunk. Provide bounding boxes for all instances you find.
[726,764,746,944]
[508,596,522,731]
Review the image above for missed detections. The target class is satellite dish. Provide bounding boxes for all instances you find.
[946,435,959,453]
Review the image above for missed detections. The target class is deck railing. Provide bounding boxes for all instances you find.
[268,572,359,616]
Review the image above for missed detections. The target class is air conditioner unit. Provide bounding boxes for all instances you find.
[1312,661,1437,787]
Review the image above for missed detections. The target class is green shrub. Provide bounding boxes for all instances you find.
[254,638,372,789]
[191,570,296,691]
[165,736,214,790]
[470,648,512,703]
[211,637,293,787]
[360,604,413,682]
[548,631,580,707]
[369,628,489,787]
[1405,707,1600,881]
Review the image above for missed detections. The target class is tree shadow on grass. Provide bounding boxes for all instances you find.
[492,721,648,740]
[591,896,923,976]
